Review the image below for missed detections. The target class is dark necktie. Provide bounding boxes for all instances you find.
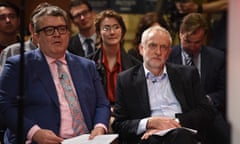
[85,38,93,55]
[56,60,88,135]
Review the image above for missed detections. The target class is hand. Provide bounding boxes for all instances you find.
[141,129,160,140]
[175,1,198,14]
[89,126,105,140]
[32,129,63,144]
[147,117,181,130]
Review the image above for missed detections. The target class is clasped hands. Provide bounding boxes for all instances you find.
[141,117,181,140]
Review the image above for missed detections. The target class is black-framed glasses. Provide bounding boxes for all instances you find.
[72,9,91,19]
[36,25,68,36]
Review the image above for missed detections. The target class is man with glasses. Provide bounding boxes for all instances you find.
[0,5,110,144]
[68,0,96,57]
[0,1,20,53]
[0,2,51,75]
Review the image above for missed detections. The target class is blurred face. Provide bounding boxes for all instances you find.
[100,17,122,47]
[34,16,70,59]
[0,6,19,35]
[70,4,94,32]
[140,30,171,74]
[179,28,205,55]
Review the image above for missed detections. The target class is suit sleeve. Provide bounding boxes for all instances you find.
[175,67,215,136]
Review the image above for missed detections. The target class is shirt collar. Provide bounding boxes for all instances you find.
[144,64,168,81]
[78,33,96,44]
[45,54,66,65]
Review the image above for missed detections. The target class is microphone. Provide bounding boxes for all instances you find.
[152,79,157,83]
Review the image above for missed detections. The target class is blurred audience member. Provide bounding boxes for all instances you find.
[68,0,96,57]
[0,1,20,53]
[168,13,229,144]
[175,0,228,52]
[0,2,51,74]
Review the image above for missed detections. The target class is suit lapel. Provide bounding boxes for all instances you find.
[170,46,183,65]
[66,54,87,110]
[135,66,151,116]
[200,47,207,85]
[31,49,60,107]
[166,64,188,112]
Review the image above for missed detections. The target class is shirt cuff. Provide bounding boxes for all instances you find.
[137,118,148,135]
[95,123,108,133]
[26,125,41,143]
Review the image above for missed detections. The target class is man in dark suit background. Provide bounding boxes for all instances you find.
[167,13,229,144]
[167,13,226,118]
[112,26,215,144]
[0,5,110,144]
[67,0,96,57]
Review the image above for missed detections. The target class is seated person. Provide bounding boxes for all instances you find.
[112,26,215,144]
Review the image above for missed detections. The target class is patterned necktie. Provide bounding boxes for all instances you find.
[85,38,93,55]
[185,54,194,66]
[56,60,88,136]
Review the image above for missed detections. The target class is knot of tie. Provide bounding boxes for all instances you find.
[85,38,93,55]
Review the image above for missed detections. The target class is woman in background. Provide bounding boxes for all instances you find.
[128,12,168,62]
[89,9,140,106]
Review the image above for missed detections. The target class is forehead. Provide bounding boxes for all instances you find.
[70,4,89,15]
[0,6,16,15]
[147,30,168,41]
[100,17,119,26]
[183,29,205,39]
[38,16,66,27]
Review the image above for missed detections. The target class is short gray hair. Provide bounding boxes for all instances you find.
[32,5,69,32]
[141,26,172,46]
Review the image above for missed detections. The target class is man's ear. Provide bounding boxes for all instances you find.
[138,44,143,56]
[179,31,183,39]
[32,32,39,46]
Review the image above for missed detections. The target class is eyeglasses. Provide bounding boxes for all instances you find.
[36,25,68,36]
[72,9,91,19]
[0,14,17,21]
[102,24,120,32]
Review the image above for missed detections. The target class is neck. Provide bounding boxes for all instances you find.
[103,44,120,58]
[79,26,95,38]
[145,63,164,76]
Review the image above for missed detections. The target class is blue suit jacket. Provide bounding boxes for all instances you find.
[0,49,110,143]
